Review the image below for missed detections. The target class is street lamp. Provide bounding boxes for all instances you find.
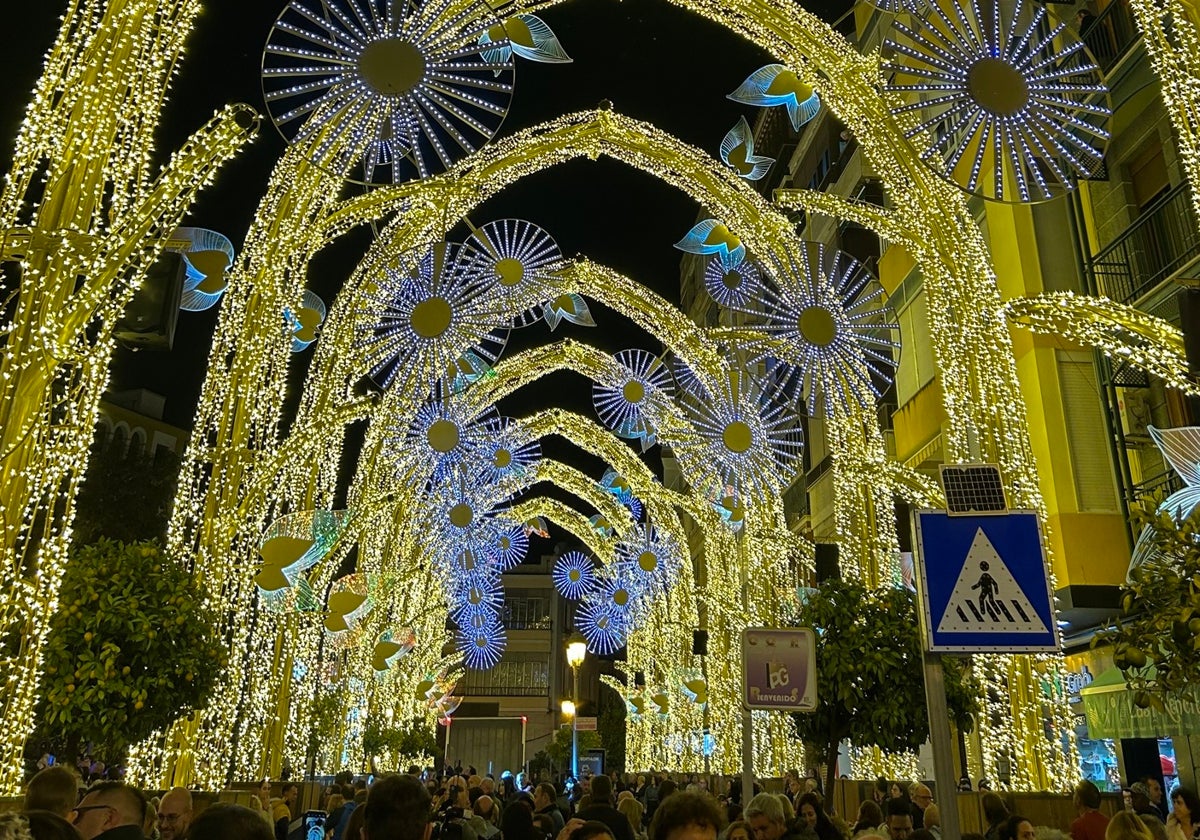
[566,631,587,777]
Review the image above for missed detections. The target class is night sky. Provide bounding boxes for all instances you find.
[1,0,849,521]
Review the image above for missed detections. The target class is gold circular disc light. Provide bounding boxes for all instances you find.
[411,296,453,338]
[623,380,646,404]
[358,38,427,95]
[493,447,512,468]
[427,419,460,452]
[722,420,753,453]
[494,257,526,286]
[638,551,659,572]
[798,306,837,347]
[967,58,1029,116]
[449,503,474,528]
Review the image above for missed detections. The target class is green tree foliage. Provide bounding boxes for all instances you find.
[35,539,225,762]
[598,684,626,772]
[1095,499,1200,708]
[543,724,600,773]
[789,578,980,794]
[361,717,438,764]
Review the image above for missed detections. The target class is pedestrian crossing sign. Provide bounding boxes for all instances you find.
[913,510,1060,653]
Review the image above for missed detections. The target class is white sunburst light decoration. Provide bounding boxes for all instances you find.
[720,241,900,417]
[463,218,565,327]
[357,241,510,391]
[553,550,595,600]
[704,253,763,310]
[470,415,541,487]
[883,0,1110,202]
[614,523,682,599]
[457,612,507,669]
[262,0,516,183]
[593,349,676,449]
[391,399,498,485]
[674,367,804,503]
[487,521,529,570]
[575,596,627,655]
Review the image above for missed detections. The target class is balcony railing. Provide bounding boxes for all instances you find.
[1080,0,1139,74]
[1088,182,1200,304]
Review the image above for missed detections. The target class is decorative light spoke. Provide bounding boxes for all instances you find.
[461,218,565,326]
[614,523,682,599]
[727,241,900,416]
[456,613,506,670]
[575,596,627,655]
[882,0,1110,201]
[553,550,595,600]
[673,368,804,502]
[357,242,511,390]
[262,0,516,183]
[487,521,529,570]
[704,253,762,310]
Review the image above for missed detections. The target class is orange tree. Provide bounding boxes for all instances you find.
[35,539,224,763]
[789,578,979,796]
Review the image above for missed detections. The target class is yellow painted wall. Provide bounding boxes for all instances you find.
[892,378,946,464]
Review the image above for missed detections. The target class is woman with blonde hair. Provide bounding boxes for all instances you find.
[619,794,647,840]
[1107,812,1154,840]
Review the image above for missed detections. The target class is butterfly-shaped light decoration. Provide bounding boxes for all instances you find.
[371,627,417,673]
[649,690,671,719]
[262,0,515,184]
[256,509,350,606]
[673,367,804,503]
[1128,426,1200,576]
[553,551,595,600]
[357,241,511,391]
[172,227,235,312]
[614,523,682,600]
[447,350,496,394]
[708,485,746,533]
[287,290,326,352]
[324,573,374,634]
[681,672,708,708]
[576,595,627,655]
[728,65,821,131]
[543,293,596,331]
[457,613,507,670]
[704,253,763,311]
[487,521,530,570]
[882,0,1109,202]
[674,219,746,272]
[727,241,900,417]
[593,349,675,449]
[464,219,565,326]
[599,469,634,503]
[590,514,614,538]
[524,516,551,539]
[478,14,572,66]
[720,116,775,181]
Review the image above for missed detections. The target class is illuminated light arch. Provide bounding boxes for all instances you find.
[1004,292,1198,396]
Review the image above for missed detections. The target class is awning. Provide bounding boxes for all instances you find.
[1080,668,1200,739]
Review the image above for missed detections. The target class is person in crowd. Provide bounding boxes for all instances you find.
[72,782,146,840]
[851,802,883,838]
[982,793,1009,840]
[647,790,724,840]
[535,815,558,840]
[909,785,933,831]
[744,793,802,840]
[1107,813,1154,840]
[273,784,298,840]
[958,779,973,793]
[334,790,366,840]
[181,804,271,840]
[570,823,617,840]
[252,780,273,826]
[155,789,190,840]
[476,795,502,830]
[577,775,635,840]
[1142,779,1167,821]
[873,780,889,807]
[909,832,935,840]
[999,816,1036,840]
[1073,781,1111,840]
[481,779,497,798]
[537,784,566,834]
[359,775,430,840]
[1167,786,1200,840]
[726,820,752,840]
[796,794,837,840]
[503,801,539,840]
[342,806,366,840]
[773,797,795,829]
[979,782,993,793]
[884,799,913,840]
[618,795,646,840]
[1132,785,1166,827]
[1,811,79,840]
[24,767,80,819]
[922,805,940,839]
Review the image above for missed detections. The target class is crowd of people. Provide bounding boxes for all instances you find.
[2,762,1199,840]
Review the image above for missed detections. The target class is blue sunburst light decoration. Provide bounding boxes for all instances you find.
[728,65,821,131]
[575,597,627,655]
[357,242,511,391]
[262,0,516,184]
[615,524,682,598]
[720,116,775,181]
[674,219,745,271]
[674,368,804,502]
[449,575,505,624]
[464,218,565,325]
[593,349,675,449]
[553,551,595,600]
[488,521,529,570]
[457,614,507,670]
[478,14,572,66]
[395,400,497,485]
[704,254,763,310]
[882,0,1110,202]
[732,241,900,417]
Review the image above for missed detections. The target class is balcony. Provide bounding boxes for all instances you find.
[1088,182,1200,305]
[1080,0,1139,75]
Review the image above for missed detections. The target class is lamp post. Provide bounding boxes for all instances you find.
[566,631,587,778]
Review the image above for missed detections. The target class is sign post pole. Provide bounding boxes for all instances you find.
[741,706,754,808]
[921,651,962,840]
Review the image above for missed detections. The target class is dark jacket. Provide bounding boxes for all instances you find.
[576,803,636,840]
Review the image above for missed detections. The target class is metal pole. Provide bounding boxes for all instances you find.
[922,652,962,840]
[741,707,754,807]
[572,665,580,778]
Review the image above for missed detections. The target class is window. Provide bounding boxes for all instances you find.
[458,653,549,697]
[1058,352,1119,512]
[502,593,551,630]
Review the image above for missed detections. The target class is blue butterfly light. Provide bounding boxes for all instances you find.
[728,65,821,131]
[719,116,775,181]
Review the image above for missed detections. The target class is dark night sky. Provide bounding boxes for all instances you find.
[1,0,848,515]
